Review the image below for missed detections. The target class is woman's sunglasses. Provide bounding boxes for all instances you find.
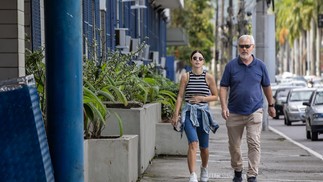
[192,56,204,61]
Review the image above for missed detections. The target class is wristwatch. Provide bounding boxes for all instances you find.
[268,104,274,107]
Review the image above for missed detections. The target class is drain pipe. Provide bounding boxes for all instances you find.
[44,1,84,181]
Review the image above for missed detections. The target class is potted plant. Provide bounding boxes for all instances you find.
[82,50,140,182]
[96,47,183,174]
[26,47,139,182]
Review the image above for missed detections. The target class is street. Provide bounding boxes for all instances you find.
[141,106,323,181]
[269,116,323,158]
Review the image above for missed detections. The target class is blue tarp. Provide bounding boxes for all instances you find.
[0,75,54,182]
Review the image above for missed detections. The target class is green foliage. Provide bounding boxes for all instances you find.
[141,71,179,121]
[94,47,179,121]
[102,51,149,103]
[25,48,47,124]
[83,85,108,138]
[275,0,316,45]
[83,55,128,139]
[25,41,179,138]
[168,0,215,63]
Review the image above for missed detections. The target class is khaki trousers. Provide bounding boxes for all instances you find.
[226,108,263,178]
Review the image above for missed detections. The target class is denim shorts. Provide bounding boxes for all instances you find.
[184,110,209,148]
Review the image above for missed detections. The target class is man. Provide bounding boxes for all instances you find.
[219,35,276,182]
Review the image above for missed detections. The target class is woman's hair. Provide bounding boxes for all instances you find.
[190,50,204,59]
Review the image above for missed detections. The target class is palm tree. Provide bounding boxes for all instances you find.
[276,0,294,74]
[275,0,317,76]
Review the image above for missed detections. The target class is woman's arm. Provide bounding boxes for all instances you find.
[204,73,218,102]
[171,72,188,125]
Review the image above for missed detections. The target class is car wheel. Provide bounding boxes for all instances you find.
[306,130,311,139]
[311,132,318,141]
[286,116,291,126]
[284,116,287,125]
[273,115,279,119]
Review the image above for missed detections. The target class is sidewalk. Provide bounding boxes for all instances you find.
[140,105,323,182]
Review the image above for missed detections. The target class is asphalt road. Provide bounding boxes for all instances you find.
[269,116,323,157]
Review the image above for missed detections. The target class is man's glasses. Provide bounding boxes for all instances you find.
[192,56,204,61]
[239,44,252,49]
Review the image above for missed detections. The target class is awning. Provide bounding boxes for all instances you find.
[167,27,188,46]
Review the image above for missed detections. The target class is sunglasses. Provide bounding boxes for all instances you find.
[192,56,204,61]
[239,44,252,49]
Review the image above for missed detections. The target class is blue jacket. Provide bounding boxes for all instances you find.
[180,102,219,134]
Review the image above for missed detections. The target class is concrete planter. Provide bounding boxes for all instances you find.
[155,122,188,155]
[102,102,161,174]
[84,135,138,182]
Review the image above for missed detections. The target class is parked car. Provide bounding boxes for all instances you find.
[278,80,307,88]
[271,84,279,96]
[283,88,316,125]
[303,88,323,141]
[273,86,300,119]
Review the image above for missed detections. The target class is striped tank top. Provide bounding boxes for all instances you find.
[184,71,210,104]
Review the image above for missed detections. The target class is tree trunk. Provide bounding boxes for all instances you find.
[316,27,321,76]
[310,19,316,75]
[299,34,304,75]
[294,40,299,75]
[306,30,311,75]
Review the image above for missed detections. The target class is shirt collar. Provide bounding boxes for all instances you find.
[238,54,255,66]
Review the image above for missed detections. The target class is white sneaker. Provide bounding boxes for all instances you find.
[189,172,198,182]
[200,166,209,182]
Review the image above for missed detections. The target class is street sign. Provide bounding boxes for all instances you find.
[319,14,323,28]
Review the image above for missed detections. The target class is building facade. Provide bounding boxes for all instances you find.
[0,0,185,81]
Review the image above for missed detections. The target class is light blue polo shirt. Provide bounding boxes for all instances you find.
[220,55,271,115]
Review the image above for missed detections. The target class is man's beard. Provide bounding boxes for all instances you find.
[240,53,251,60]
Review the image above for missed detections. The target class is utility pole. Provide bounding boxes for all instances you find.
[45,0,84,181]
[227,0,233,60]
[220,0,225,74]
[214,0,219,85]
[254,0,276,131]
[255,0,265,63]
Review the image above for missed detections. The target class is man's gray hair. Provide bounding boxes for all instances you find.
[239,35,255,45]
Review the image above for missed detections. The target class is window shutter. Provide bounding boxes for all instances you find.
[95,0,101,58]
[31,0,41,51]
[83,0,89,56]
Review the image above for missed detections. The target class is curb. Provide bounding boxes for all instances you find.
[269,126,323,161]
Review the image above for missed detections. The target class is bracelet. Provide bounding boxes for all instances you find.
[268,104,274,107]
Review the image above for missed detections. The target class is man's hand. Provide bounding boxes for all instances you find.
[221,109,230,120]
[268,107,276,118]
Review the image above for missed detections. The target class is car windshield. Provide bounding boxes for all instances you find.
[276,89,290,98]
[289,91,313,101]
[314,92,323,105]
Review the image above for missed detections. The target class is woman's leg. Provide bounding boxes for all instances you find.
[196,110,210,181]
[187,141,198,173]
[200,147,209,168]
[184,111,199,173]
[196,110,209,168]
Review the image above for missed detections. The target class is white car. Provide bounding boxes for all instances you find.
[283,88,316,125]
[303,88,323,141]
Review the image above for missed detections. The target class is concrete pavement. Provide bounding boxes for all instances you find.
[140,105,323,182]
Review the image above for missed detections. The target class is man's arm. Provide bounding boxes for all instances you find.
[219,86,229,120]
[263,86,276,117]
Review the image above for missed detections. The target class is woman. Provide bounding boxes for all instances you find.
[172,50,219,182]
